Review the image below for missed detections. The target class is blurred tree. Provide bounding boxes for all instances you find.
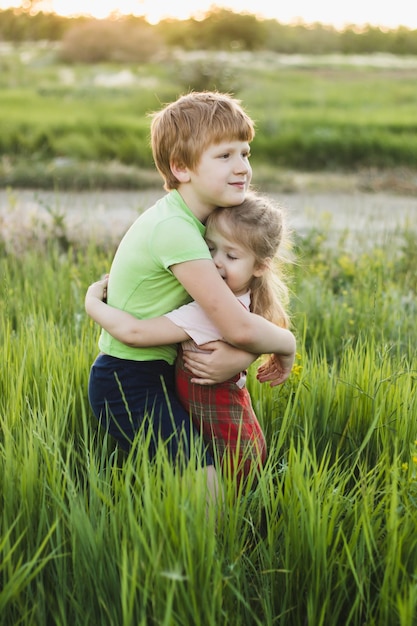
[0,7,71,40]
[59,18,164,63]
[389,26,417,54]
[264,20,340,54]
[1,7,417,56]
[155,8,266,51]
[173,55,242,93]
[197,8,267,50]
[154,18,200,50]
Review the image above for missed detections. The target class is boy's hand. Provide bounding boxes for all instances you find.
[182,340,257,385]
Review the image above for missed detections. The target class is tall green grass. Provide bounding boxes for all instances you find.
[2,46,417,188]
[1,214,417,625]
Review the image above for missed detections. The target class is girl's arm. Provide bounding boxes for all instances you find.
[86,279,259,381]
[85,278,188,347]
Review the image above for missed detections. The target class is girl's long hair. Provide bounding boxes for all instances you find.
[206,191,291,329]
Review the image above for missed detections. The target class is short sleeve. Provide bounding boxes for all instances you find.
[151,217,211,269]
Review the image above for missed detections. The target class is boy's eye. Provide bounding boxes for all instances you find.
[227,254,237,260]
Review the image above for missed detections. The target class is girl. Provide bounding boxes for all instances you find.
[86,191,294,484]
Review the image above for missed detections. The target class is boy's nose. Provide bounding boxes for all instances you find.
[234,158,249,174]
[234,153,251,173]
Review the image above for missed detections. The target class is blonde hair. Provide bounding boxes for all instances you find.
[206,191,291,329]
[150,91,255,191]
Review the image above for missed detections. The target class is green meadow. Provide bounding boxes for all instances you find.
[2,43,417,625]
[1,199,417,625]
[2,44,417,190]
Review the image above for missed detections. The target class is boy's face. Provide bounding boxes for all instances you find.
[182,140,252,214]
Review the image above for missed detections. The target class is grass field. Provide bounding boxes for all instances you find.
[2,44,417,190]
[1,191,417,624]
[2,42,417,625]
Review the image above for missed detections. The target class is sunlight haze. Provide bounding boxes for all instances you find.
[1,0,417,29]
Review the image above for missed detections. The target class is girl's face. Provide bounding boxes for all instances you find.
[205,216,266,296]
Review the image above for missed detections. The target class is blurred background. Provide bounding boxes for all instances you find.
[1,0,417,192]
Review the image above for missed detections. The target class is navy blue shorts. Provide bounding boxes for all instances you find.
[88,353,213,466]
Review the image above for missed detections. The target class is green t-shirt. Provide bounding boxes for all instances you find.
[98,190,211,364]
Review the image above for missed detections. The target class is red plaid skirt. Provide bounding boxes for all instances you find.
[175,348,267,482]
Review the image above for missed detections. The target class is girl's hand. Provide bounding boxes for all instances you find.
[85,276,108,304]
[182,340,257,385]
[256,353,294,387]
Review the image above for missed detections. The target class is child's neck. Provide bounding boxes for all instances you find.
[176,187,214,224]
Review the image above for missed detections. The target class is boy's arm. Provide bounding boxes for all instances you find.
[85,279,188,347]
[182,341,258,385]
[183,339,293,387]
[171,259,296,357]
[171,259,296,386]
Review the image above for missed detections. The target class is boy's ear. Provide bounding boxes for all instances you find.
[170,161,191,183]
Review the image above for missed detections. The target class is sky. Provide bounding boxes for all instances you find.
[1,0,417,29]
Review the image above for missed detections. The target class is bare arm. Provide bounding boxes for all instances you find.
[171,259,296,385]
[182,340,258,384]
[86,263,296,386]
[85,278,188,347]
[184,340,294,387]
[86,279,259,382]
[171,259,296,357]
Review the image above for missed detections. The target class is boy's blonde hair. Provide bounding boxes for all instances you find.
[150,91,255,191]
[206,192,291,329]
